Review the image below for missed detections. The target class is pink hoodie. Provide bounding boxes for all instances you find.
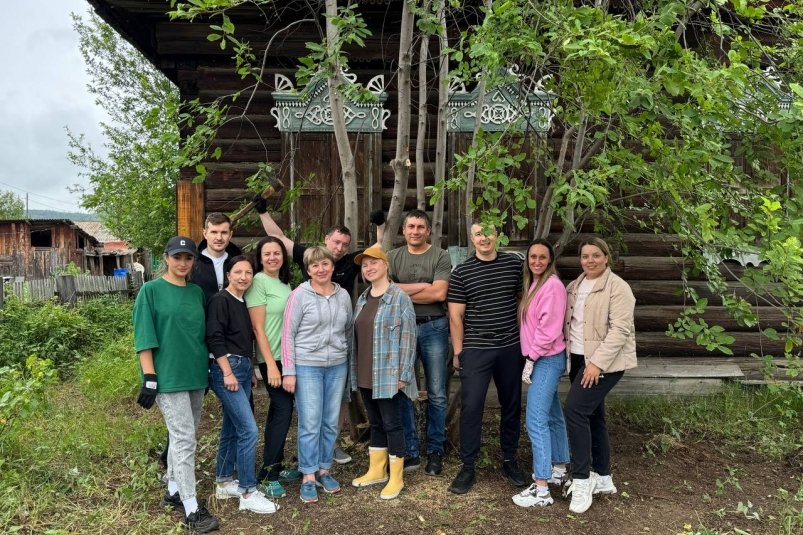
[519,274,567,360]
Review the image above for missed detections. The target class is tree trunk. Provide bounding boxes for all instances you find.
[463,0,492,249]
[325,0,359,248]
[415,0,432,212]
[430,0,449,249]
[383,0,416,249]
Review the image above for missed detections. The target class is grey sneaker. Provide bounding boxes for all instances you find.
[333,447,352,465]
[403,456,421,472]
[215,479,241,500]
[512,483,554,507]
[547,467,569,486]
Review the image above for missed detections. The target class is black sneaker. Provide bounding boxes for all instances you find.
[183,505,220,533]
[448,466,476,494]
[425,452,443,476]
[161,491,184,514]
[502,459,528,488]
[403,455,421,472]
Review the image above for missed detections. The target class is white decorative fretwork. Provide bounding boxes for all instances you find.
[270,72,389,133]
[447,69,555,133]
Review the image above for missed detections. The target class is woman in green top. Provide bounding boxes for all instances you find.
[246,236,298,498]
[132,236,219,533]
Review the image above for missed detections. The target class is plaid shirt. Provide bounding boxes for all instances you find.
[350,282,418,400]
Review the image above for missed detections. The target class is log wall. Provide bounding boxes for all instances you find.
[87,0,790,359]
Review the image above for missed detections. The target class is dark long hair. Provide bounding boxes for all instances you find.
[253,236,290,284]
[519,238,558,324]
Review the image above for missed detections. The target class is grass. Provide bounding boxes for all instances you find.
[608,383,803,459]
[1,295,801,533]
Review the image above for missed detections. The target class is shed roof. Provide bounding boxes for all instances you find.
[74,221,122,244]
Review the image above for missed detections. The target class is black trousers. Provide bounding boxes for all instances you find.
[458,344,523,469]
[258,360,295,481]
[564,353,623,479]
[360,388,407,458]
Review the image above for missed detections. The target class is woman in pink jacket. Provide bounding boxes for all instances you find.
[512,239,569,509]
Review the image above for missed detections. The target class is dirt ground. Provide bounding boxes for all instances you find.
[154,400,800,535]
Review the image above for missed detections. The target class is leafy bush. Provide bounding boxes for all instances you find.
[75,295,133,340]
[0,356,57,446]
[0,296,132,375]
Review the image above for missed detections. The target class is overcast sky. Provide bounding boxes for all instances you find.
[0,1,109,213]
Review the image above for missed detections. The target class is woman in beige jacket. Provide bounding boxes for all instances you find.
[563,237,637,515]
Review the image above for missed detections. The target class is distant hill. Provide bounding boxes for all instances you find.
[26,209,97,221]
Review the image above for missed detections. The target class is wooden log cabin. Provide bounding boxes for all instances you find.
[0,219,99,278]
[86,0,788,374]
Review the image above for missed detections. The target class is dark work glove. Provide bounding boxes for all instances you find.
[369,209,386,226]
[252,194,268,214]
[137,373,158,409]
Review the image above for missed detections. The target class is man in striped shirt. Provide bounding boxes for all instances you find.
[446,222,528,494]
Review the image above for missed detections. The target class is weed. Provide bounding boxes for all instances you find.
[774,478,803,535]
[609,384,803,459]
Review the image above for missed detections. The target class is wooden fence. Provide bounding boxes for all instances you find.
[0,272,143,307]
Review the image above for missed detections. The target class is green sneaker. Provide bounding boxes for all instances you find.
[278,468,302,482]
[259,479,287,498]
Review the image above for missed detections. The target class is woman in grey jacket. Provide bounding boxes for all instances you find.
[281,246,353,504]
[563,237,637,515]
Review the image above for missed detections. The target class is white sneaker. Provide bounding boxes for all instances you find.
[512,484,554,508]
[567,477,595,514]
[591,472,617,495]
[215,479,241,499]
[547,467,569,486]
[239,490,280,514]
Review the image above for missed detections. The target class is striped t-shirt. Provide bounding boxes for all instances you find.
[447,252,523,349]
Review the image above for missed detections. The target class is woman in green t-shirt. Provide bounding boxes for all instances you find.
[246,236,298,498]
[133,236,219,533]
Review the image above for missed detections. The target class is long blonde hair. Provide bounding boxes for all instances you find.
[519,239,558,324]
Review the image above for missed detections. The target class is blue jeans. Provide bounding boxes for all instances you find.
[210,355,259,493]
[525,351,570,481]
[401,315,449,456]
[295,362,347,475]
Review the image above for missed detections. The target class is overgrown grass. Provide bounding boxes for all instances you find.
[608,384,803,459]
[0,295,132,373]
[0,330,178,533]
[1,298,801,533]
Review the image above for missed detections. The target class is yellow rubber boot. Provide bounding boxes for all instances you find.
[380,455,404,500]
[352,447,389,487]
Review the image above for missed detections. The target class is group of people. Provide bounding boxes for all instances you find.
[133,206,637,533]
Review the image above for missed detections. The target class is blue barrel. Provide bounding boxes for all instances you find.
[113,268,129,277]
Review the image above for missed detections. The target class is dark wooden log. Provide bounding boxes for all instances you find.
[636,331,788,357]
[635,305,788,332]
[628,280,772,305]
[548,232,682,256]
[556,256,747,281]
